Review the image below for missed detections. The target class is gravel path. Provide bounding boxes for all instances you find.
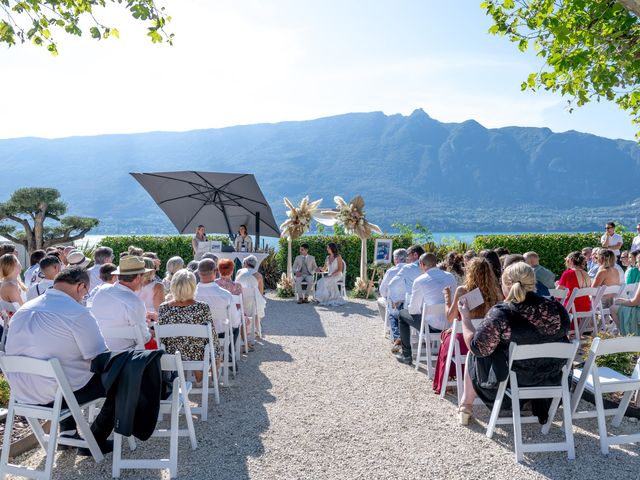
[8,295,640,479]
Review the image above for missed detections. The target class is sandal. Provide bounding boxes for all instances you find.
[458,404,473,426]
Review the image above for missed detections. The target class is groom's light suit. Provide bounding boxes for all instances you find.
[293,254,318,299]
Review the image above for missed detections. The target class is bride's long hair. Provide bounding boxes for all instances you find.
[327,242,339,257]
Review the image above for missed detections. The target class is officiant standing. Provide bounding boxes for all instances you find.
[293,243,318,304]
[234,225,254,253]
[192,225,208,261]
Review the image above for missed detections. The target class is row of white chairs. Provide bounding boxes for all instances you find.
[406,301,640,462]
[0,287,266,479]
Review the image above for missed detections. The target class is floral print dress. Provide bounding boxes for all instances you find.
[158,301,221,360]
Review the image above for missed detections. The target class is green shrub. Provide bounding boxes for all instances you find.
[277,234,413,288]
[100,235,229,277]
[473,232,637,276]
[583,333,640,377]
[259,246,279,289]
[0,375,10,408]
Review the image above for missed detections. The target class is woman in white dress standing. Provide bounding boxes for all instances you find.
[192,225,208,261]
[314,243,347,306]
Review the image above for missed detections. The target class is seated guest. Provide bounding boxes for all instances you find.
[136,258,165,318]
[293,244,318,304]
[119,251,129,260]
[128,246,143,257]
[87,246,114,291]
[313,243,346,306]
[621,250,631,269]
[215,258,252,347]
[459,262,570,425]
[524,251,555,290]
[86,263,117,306]
[236,256,267,335]
[388,245,426,315]
[441,252,464,285]
[5,266,114,454]
[611,286,640,335]
[587,247,601,278]
[186,260,200,283]
[396,253,457,365]
[90,256,152,350]
[504,254,549,296]
[377,248,407,353]
[433,257,502,397]
[66,250,91,269]
[462,250,476,268]
[626,251,640,284]
[24,249,46,289]
[237,255,264,295]
[557,251,591,314]
[26,255,61,301]
[0,243,17,257]
[196,259,242,354]
[163,256,185,294]
[62,246,75,266]
[0,254,26,306]
[494,247,510,257]
[159,269,221,382]
[479,250,502,284]
[142,251,162,273]
[593,249,622,308]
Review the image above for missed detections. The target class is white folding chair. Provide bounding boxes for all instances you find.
[382,294,392,339]
[486,341,579,462]
[210,306,235,385]
[439,318,484,404]
[112,352,197,479]
[619,282,639,299]
[232,294,249,355]
[565,287,601,338]
[594,284,624,329]
[155,322,220,418]
[337,260,347,299]
[547,289,568,303]
[100,325,147,350]
[241,286,263,342]
[414,303,446,378]
[571,336,640,454]
[0,355,104,480]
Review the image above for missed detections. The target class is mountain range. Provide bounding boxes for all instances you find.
[1,109,639,235]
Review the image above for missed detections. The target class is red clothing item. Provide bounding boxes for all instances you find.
[432,331,468,395]
[558,269,591,312]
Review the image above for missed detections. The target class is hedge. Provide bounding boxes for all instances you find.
[99,235,230,276]
[473,232,637,276]
[276,234,413,288]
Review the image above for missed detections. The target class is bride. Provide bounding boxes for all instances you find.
[314,242,347,306]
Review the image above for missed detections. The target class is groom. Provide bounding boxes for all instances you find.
[293,243,318,304]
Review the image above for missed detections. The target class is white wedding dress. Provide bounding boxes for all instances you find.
[314,257,347,306]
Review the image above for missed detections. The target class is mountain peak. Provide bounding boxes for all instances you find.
[409,108,431,119]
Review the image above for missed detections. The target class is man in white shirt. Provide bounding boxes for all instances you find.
[388,245,426,307]
[90,256,152,351]
[601,222,623,261]
[26,255,61,301]
[87,246,114,292]
[23,250,46,289]
[396,253,457,365]
[195,259,241,349]
[632,224,640,253]
[376,248,407,350]
[5,266,114,453]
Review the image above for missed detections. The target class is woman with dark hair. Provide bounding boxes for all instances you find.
[442,252,465,285]
[626,251,640,284]
[192,225,208,261]
[593,249,622,308]
[234,224,253,253]
[479,249,502,284]
[557,251,591,313]
[313,243,346,306]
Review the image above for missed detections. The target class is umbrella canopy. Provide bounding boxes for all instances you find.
[130,171,280,238]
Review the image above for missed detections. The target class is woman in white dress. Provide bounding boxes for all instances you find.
[192,225,208,261]
[137,258,165,320]
[0,254,27,306]
[236,255,267,337]
[314,243,346,306]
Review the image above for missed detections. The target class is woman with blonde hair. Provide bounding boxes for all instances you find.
[158,269,221,383]
[0,254,27,306]
[137,258,165,319]
[459,262,570,425]
[163,256,185,294]
[433,258,502,396]
[593,249,622,308]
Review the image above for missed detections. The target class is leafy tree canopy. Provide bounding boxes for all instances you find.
[481,0,640,138]
[0,0,172,55]
[0,187,99,253]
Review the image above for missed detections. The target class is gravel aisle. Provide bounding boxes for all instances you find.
[9,295,640,479]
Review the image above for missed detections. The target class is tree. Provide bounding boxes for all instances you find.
[481,0,640,138]
[0,0,173,55]
[0,187,99,253]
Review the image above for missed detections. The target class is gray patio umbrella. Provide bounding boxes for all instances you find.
[130,171,280,245]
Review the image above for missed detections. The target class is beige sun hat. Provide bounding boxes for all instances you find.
[67,250,91,268]
[112,256,154,276]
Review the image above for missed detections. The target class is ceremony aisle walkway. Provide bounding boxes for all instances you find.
[10,296,640,479]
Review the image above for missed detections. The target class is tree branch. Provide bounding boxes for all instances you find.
[44,228,93,248]
[618,0,640,17]
[5,214,32,234]
[0,232,24,246]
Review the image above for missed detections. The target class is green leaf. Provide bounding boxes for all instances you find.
[90,26,101,39]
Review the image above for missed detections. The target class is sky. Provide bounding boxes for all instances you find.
[1,0,636,141]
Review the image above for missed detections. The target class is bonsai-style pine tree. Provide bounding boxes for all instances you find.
[0,188,99,253]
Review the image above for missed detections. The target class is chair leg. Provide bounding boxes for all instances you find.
[0,402,15,476]
[169,395,179,479]
[612,390,634,427]
[200,366,209,422]
[112,433,123,478]
[182,394,198,450]
[454,357,464,406]
[510,379,524,462]
[43,413,60,479]
[542,397,561,435]
[414,325,424,372]
[210,349,220,405]
[486,380,508,439]
[593,384,610,454]
[27,417,49,451]
[440,344,454,399]
[562,381,576,460]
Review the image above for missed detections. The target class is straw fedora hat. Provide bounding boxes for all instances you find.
[112,256,154,276]
[67,250,91,269]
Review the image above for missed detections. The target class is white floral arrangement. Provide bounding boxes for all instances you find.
[323,195,382,240]
[279,196,322,240]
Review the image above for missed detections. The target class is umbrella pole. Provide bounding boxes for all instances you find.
[360,238,367,282]
[255,212,261,252]
[287,238,293,278]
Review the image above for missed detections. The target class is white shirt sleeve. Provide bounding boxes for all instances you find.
[72,312,108,359]
[388,269,406,303]
[379,270,392,298]
[134,302,152,342]
[408,277,423,315]
[227,295,241,328]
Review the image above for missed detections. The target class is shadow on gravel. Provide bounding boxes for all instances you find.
[321,301,378,319]
[264,298,327,337]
